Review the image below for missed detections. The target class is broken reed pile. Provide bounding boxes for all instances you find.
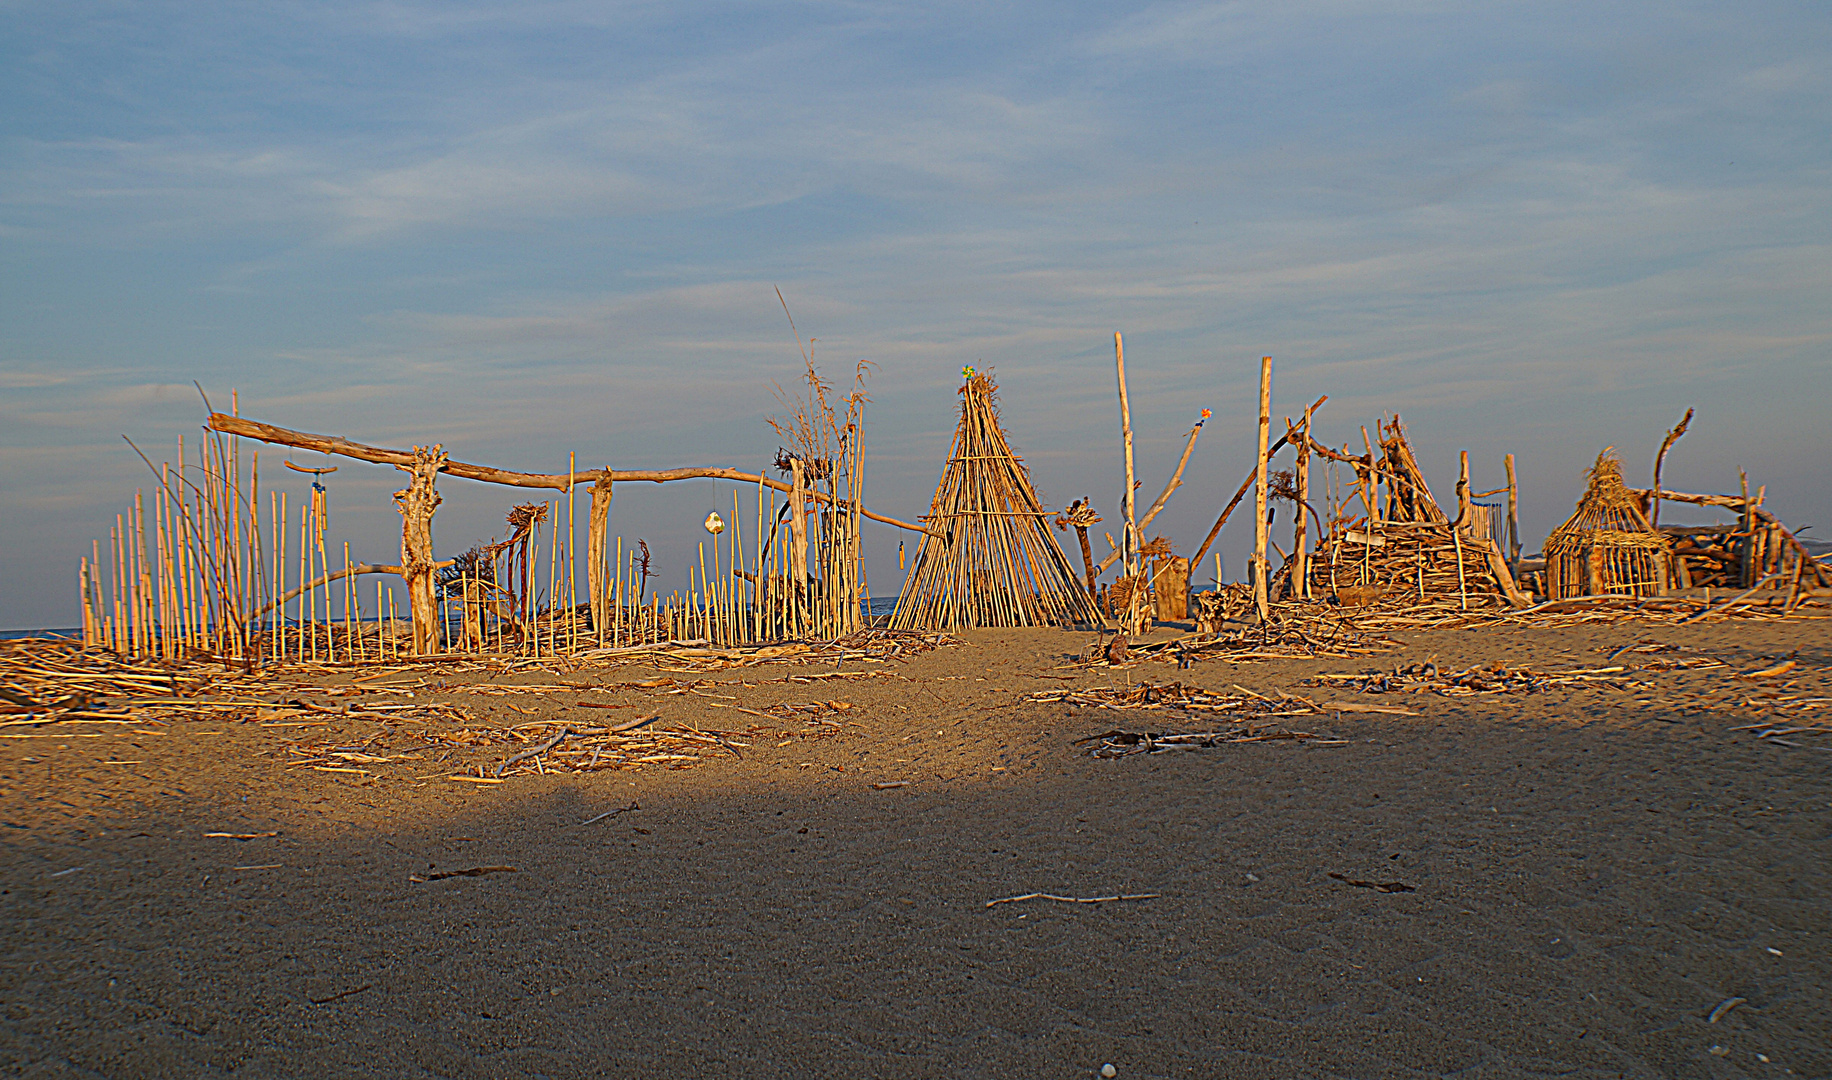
[1544,451,1672,599]
[891,372,1100,630]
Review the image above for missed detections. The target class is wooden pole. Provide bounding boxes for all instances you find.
[1252,357,1272,622]
[1739,469,1752,587]
[587,474,613,638]
[392,444,447,656]
[789,457,809,635]
[1189,396,1325,573]
[1504,453,1520,573]
[1115,332,1145,634]
[1293,404,1312,599]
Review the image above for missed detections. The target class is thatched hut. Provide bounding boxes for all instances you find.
[1545,451,1672,599]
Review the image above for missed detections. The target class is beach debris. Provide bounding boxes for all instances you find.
[578,802,640,826]
[1073,614,1393,669]
[309,985,371,1005]
[495,726,573,777]
[410,865,517,883]
[1105,634,1130,664]
[1102,1065,1118,1078]
[1327,872,1415,894]
[1076,727,1336,757]
[870,781,909,789]
[1738,658,1798,680]
[1031,681,1326,718]
[1707,997,1747,1024]
[1303,662,1653,697]
[985,892,1159,908]
[232,863,283,871]
[204,831,280,839]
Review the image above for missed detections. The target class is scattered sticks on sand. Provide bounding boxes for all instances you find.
[1328,872,1416,894]
[409,866,518,883]
[1303,661,1656,698]
[985,892,1159,908]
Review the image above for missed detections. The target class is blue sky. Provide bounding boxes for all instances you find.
[3,1,1828,627]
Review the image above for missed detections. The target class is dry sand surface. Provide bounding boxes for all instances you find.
[2,620,1829,1079]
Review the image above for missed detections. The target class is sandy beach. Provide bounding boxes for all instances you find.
[2,618,1828,1079]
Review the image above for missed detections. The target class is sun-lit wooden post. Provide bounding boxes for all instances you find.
[587,473,613,633]
[1252,356,1272,621]
[1115,332,1147,635]
[392,444,446,655]
[1293,402,1312,599]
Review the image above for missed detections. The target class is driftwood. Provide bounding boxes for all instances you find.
[393,445,447,656]
[206,413,932,535]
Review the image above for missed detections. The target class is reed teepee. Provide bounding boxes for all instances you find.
[890,372,1101,630]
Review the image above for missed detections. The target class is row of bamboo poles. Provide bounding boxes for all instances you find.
[82,404,870,663]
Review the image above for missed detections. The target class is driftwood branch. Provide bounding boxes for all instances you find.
[1650,407,1693,531]
[1094,416,1207,576]
[207,413,936,537]
[256,559,456,619]
[1188,395,1327,573]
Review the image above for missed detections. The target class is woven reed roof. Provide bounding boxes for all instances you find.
[1547,451,1671,553]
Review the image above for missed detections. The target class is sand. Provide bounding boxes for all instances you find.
[2,618,1828,1079]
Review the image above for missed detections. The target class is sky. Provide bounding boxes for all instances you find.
[2,0,1829,629]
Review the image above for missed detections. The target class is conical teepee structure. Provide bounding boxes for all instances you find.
[1544,450,1672,599]
[891,373,1101,630]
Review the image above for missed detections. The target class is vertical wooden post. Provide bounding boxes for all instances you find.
[1115,332,1146,634]
[1504,453,1520,574]
[1252,356,1272,622]
[1359,426,1379,525]
[1739,469,1752,587]
[789,457,809,632]
[392,444,447,656]
[587,474,613,635]
[1294,404,1312,600]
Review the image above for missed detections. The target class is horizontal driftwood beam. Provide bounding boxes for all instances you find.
[208,413,936,536]
[257,560,457,618]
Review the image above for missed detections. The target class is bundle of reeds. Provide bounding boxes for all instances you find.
[890,372,1101,630]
